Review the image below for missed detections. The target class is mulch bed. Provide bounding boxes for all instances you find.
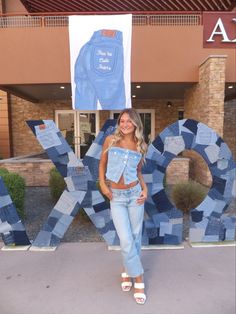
[24,187,103,243]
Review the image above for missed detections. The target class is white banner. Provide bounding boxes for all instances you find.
[69,14,132,110]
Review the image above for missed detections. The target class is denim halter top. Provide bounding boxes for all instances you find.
[106,146,142,184]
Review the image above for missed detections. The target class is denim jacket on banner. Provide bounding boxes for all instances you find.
[74,29,126,110]
[106,147,142,184]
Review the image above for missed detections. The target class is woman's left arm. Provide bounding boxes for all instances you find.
[137,160,148,205]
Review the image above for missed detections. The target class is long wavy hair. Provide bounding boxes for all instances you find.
[108,108,147,156]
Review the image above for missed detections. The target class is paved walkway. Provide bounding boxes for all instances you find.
[0,242,235,314]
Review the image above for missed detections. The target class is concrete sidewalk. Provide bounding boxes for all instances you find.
[0,242,235,314]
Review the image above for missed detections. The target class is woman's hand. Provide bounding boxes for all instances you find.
[137,189,147,205]
[100,183,113,200]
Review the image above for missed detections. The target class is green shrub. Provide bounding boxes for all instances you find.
[49,167,66,201]
[171,180,208,213]
[49,167,89,221]
[0,168,9,175]
[0,168,26,219]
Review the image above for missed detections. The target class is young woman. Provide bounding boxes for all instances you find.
[99,108,148,305]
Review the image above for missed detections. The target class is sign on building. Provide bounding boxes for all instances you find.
[69,14,132,110]
[203,13,236,48]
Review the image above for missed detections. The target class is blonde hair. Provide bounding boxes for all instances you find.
[108,108,147,156]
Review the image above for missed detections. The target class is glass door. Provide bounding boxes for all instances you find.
[55,110,76,151]
[139,111,152,144]
[55,110,99,159]
[78,112,97,158]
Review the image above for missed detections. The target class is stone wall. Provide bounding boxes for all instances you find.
[185,55,226,136]
[185,150,213,187]
[0,157,53,186]
[224,99,236,159]
[0,156,190,187]
[166,157,190,185]
[10,95,72,156]
[183,56,226,186]
[0,90,11,158]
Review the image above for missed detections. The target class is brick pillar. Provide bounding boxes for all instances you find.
[0,90,11,158]
[183,55,227,186]
[185,55,226,136]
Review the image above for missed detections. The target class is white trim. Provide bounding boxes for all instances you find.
[108,244,185,250]
[29,246,57,251]
[189,241,236,248]
[1,245,31,251]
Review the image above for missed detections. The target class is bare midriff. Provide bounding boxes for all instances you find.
[108,175,139,190]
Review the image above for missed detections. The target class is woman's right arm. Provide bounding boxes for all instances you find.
[99,136,113,200]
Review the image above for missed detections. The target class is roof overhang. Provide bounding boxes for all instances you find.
[1,82,235,103]
[19,0,236,14]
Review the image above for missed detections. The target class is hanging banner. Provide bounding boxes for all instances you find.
[69,14,132,110]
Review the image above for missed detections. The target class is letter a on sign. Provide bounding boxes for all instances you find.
[207,18,231,42]
[203,13,236,48]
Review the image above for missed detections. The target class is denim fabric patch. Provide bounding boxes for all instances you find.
[183,119,199,134]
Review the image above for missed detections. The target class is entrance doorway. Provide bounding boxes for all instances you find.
[55,110,99,158]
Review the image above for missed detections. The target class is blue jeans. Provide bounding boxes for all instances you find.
[74,29,126,110]
[110,183,144,277]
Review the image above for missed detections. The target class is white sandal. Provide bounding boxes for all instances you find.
[121,272,132,292]
[134,282,146,304]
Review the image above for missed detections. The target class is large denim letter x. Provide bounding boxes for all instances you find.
[26,119,119,249]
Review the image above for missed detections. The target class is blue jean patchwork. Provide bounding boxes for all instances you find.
[74,29,126,110]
